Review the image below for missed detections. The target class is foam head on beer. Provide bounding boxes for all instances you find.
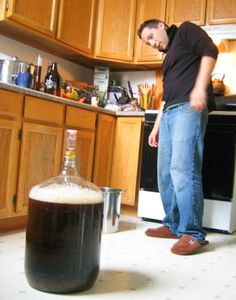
[29,184,103,204]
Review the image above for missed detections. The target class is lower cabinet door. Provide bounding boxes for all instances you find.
[0,119,21,219]
[111,117,143,206]
[16,123,63,215]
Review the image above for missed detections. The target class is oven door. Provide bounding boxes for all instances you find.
[202,122,236,201]
[140,122,159,192]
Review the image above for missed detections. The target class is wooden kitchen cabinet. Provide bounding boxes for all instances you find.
[16,97,64,216]
[134,0,166,64]
[207,0,236,24]
[94,0,137,62]
[166,0,206,26]
[166,0,236,26]
[0,90,23,221]
[111,117,144,206]
[0,0,59,37]
[65,106,97,181]
[93,113,116,187]
[1,0,236,70]
[56,0,97,55]
[0,0,97,64]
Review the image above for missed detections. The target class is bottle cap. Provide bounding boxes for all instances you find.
[66,129,77,157]
[37,54,42,67]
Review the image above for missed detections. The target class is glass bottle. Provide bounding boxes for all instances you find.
[33,54,42,91]
[44,62,61,97]
[24,129,104,294]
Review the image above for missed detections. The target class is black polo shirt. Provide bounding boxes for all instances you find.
[162,22,218,111]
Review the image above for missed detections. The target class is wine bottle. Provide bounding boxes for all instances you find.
[44,62,61,96]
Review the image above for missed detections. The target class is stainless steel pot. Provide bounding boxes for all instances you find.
[0,59,30,84]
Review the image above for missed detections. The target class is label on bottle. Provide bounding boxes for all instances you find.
[45,77,56,89]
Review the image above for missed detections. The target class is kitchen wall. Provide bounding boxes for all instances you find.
[1,35,94,83]
[213,41,236,94]
[110,70,156,99]
[1,35,236,96]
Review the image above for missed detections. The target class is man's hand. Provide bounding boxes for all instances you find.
[189,87,207,112]
[148,101,165,147]
[148,129,158,147]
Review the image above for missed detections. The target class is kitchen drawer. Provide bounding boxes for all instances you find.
[24,96,65,125]
[0,89,23,119]
[65,106,97,130]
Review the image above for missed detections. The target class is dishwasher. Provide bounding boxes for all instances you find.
[138,109,236,233]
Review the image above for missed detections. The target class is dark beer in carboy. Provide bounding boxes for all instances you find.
[24,129,104,293]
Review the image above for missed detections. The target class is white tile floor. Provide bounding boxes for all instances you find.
[1,215,236,300]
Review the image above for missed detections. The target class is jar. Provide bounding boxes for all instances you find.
[24,129,104,293]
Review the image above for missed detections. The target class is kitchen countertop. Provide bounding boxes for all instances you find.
[0,82,145,117]
[1,81,236,116]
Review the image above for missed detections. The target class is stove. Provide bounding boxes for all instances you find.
[138,103,236,233]
[215,94,236,111]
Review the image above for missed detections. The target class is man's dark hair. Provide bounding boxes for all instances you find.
[137,19,168,39]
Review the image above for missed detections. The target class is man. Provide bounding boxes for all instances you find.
[137,19,218,255]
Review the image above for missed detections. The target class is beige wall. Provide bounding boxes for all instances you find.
[1,35,94,84]
[213,41,236,94]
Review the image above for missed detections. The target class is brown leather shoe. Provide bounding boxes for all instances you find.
[171,234,209,255]
[145,226,178,239]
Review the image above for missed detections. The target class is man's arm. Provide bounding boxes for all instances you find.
[148,101,165,147]
[190,56,217,112]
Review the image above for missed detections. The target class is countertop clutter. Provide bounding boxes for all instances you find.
[0,54,147,115]
[0,81,144,117]
[0,53,160,113]
[1,81,236,119]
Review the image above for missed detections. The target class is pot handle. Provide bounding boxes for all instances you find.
[212,73,225,80]
[11,74,18,84]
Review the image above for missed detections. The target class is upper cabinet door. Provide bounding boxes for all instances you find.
[207,0,236,24]
[134,0,166,63]
[5,0,59,37]
[56,0,96,55]
[94,0,137,62]
[166,0,207,26]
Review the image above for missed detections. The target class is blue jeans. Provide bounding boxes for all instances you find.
[158,103,208,243]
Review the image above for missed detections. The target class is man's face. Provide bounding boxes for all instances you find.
[141,22,169,52]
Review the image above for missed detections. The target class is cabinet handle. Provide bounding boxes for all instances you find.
[18,129,22,141]
[12,195,17,206]
[5,0,9,11]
